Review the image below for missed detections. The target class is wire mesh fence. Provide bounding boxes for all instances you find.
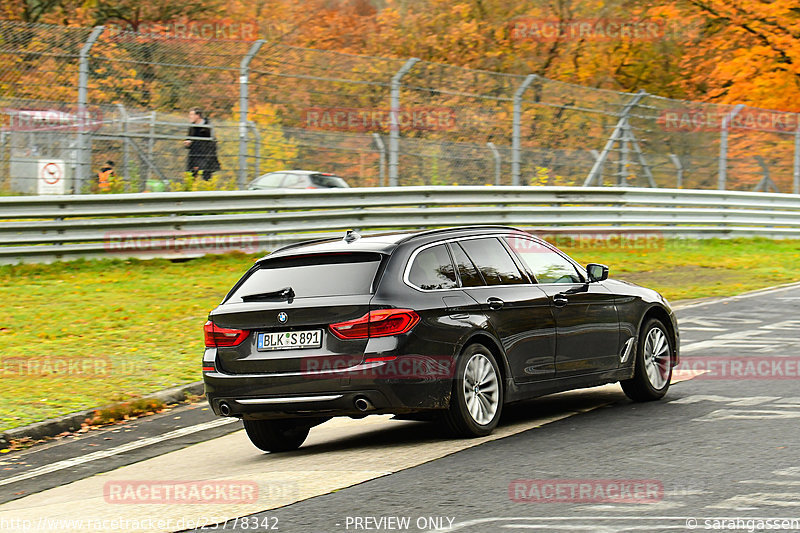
[1,19,799,195]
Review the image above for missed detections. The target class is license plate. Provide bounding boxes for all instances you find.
[257,330,322,351]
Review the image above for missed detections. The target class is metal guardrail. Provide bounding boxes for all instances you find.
[2,186,800,264]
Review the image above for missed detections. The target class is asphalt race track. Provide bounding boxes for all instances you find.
[1,283,799,533]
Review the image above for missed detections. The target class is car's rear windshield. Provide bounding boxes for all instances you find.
[226,252,383,302]
[310,174,349,188]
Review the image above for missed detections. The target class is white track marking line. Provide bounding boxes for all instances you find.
[0,418,237,487]
[673,281,800,311]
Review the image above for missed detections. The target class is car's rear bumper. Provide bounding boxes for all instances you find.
[203,359,454,420]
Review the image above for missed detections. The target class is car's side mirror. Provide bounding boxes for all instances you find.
[587,263,609,282]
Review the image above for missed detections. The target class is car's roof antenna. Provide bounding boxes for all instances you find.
[343,229,361,243]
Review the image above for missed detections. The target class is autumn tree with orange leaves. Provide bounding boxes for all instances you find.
[3,0,800,189]
[4,0,800,110]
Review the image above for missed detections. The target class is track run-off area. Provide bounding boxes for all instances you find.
[2,282,800,533]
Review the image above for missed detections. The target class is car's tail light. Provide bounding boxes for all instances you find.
[204,321,249,347]
[329,309,419,339]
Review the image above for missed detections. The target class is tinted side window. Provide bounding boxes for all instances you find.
[310,174,349,188]
[458,238,526,285]
[450,243,485,287]
[506,237,583,284]
[408,245,457,290]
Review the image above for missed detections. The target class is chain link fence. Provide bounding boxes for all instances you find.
[1,19,799,195]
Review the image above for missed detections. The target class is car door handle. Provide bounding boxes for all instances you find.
[486,297,505,310]
[553,294,569,308]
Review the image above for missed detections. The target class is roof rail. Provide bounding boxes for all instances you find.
[263,226,523,259]
[395,225,522,245]
[263,236,340,257]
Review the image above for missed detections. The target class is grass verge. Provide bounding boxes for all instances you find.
[1,238,799,431]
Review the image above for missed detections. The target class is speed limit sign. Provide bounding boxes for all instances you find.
[38,160,66,194]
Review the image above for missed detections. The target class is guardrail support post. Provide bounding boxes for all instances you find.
[238,39,266,189]
[718,104,744,190]
[512,74,536,186]
[487,142,501,185]
[584,90,646,187]
[389,58,419,187]
[77,25,104,194]
[373,133,387,187]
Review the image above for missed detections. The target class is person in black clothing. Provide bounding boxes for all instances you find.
[184,107,221,180]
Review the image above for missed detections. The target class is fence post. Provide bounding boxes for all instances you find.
[583,90,647,187]
[0,132,6,186]
[718,104,744,190]
[512,74,536,186]
[238,39,266,189]
[669,154,683,189]
[373,133,387,187]
[753,155,779,192]
[619,127,630,186]
[76,25,104,194]
[389,58,419,187]
[248,121,261,179]
[794,116,800,195]
[115,104,130,188]
[147,111,156,186]
[487,142,501,185]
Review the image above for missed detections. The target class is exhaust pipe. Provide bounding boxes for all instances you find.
[218,402,232,416]
[354,396,373,412]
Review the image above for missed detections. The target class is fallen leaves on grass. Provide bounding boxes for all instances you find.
[90,398,167,425]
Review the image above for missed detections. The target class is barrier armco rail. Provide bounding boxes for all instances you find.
[2,186,800,264]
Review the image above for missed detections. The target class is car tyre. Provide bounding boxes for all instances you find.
[443,344,503,437]
[242,419,310,452]
[621,318,673,402]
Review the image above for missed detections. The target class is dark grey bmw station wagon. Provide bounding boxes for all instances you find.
[203,226,679,452]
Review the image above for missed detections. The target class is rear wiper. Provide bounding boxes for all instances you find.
[241,286,295,303]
